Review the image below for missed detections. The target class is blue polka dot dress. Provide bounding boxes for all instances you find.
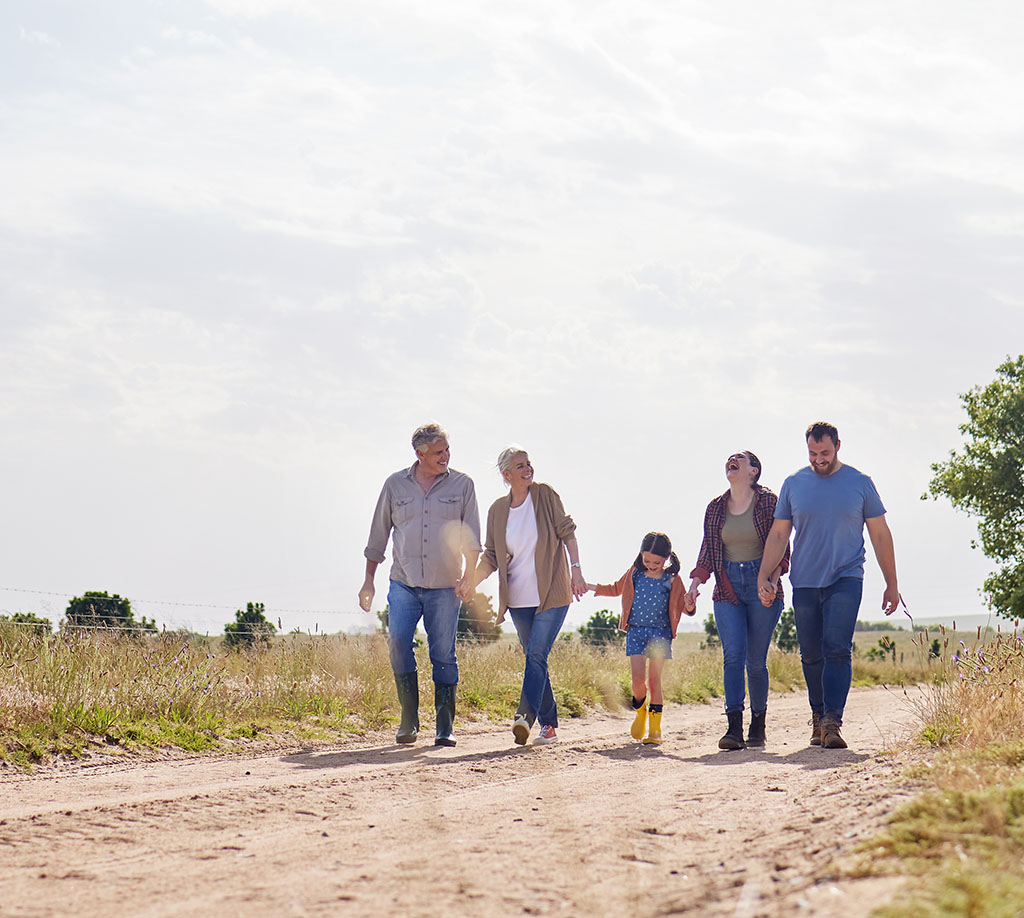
[625,571,674,659]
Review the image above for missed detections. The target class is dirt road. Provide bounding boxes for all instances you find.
[0,686,920,917]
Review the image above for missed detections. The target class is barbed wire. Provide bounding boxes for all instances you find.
[0,585,631,635]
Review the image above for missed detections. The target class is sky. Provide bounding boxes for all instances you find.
[3,1,1023,636]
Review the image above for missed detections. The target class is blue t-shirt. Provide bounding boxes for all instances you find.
[629,570,672,628]
[774,464,886,588]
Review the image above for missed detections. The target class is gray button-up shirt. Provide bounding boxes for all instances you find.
[364,464,482,589]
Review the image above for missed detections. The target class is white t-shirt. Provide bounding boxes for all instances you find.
[505,492,541,608]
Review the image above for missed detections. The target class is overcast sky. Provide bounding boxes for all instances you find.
[3,1,1022,635]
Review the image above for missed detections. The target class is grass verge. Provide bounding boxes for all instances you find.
[852,626,1024,917]
[1,621,932,769]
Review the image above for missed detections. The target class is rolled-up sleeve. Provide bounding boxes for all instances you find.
[461,479,482,555]
[363,481,392,564]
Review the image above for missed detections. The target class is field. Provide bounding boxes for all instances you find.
[2,620,1023,916]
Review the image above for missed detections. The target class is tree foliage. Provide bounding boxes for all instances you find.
[926,355,1024,618]
[223,601,276,649]
[701,610,720,648]
[457,592,502,642]
[578,609,623,646]
[63,590,156,633]
[0,611,53,637]
[772,607,799,653]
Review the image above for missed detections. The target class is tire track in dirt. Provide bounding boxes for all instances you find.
[0,685,921,917]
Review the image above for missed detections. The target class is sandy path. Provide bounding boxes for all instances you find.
[0,685,920,917]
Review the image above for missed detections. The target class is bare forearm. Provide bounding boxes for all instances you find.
[870,528,898,588]
[759,530,788,579]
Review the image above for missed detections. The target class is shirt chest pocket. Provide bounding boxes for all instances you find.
[437,495,462,521]
[393,497,417,525]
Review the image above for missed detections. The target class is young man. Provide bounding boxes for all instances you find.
[757,422,899,749]
[359,423,481,746]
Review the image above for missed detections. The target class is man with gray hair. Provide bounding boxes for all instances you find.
[360,423,481,746]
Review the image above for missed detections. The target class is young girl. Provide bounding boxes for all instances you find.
[588,532,692,744]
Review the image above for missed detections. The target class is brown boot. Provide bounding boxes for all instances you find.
[809,713,822,746]
[819,716,847,749]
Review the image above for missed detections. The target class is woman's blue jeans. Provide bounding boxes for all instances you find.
[713,560,782,715]
[509,604,569,728]
[387,580,459,684]
[792,577,863,723]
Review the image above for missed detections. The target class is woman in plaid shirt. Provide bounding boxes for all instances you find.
[685,452,789,751]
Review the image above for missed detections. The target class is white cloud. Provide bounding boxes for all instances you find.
[18,26,60,47]
[0,0,1021,630]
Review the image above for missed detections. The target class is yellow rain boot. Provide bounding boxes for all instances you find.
[643,709,663,745]
[630,696,648,740]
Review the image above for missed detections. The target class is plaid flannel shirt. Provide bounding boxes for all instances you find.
[689,486,789,604]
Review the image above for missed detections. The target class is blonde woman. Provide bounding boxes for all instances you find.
[470,447,587,746]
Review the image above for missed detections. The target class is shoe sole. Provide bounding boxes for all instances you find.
[513,721,530,745]
[533,736,557,745]
[433,736,457,747]
[396,733,418,745]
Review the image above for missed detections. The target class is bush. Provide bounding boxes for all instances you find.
[0,612,52,637]
[773,607,799,653]
[63,591,156,634]
[578,609,622,646]
[223,602,276,649]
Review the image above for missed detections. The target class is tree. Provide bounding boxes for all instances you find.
[223,601,276,649]
[0,611,52,637]
[773,607,799,653]
[701,611,720,648]
[63,590,156,633]
[457,592,502,642]
[926,355,1024,619]
[578,609,623,646]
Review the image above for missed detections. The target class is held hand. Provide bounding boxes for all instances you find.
[358,580,375,613]
[881,585,900,616]
[570,569,588,600]
[683,591,697,614]
[757,577,775,607]
[456,576,475,602]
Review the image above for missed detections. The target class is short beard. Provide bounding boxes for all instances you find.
[812,457,838,477]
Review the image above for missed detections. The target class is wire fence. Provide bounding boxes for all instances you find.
[0,585,631,637]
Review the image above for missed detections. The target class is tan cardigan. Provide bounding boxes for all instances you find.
[477,482,577,620]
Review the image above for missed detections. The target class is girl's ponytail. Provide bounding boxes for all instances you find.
[665,550,681,578]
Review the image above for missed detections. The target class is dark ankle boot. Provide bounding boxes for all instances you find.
[434,682,457,747]
[747,711,766,747]
[718,710,746,750]
[394,671,419,744]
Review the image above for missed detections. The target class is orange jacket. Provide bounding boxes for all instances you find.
[593,567,693,637]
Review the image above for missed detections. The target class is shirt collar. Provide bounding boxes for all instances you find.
[405,461,451,482]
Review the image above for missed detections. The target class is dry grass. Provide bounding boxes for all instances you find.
[0,619,935,768]
[855,623,1024,917]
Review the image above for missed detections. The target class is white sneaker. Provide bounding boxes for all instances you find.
[512,715,530,745]
[533,725,558,745]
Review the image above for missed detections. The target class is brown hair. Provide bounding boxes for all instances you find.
[632,532,681,578]
[805,421,838,446]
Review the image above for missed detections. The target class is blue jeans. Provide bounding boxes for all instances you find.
[792,577,863,723]
[509,605,569,728]
[713,559,782,715]
[387,580,459,684]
